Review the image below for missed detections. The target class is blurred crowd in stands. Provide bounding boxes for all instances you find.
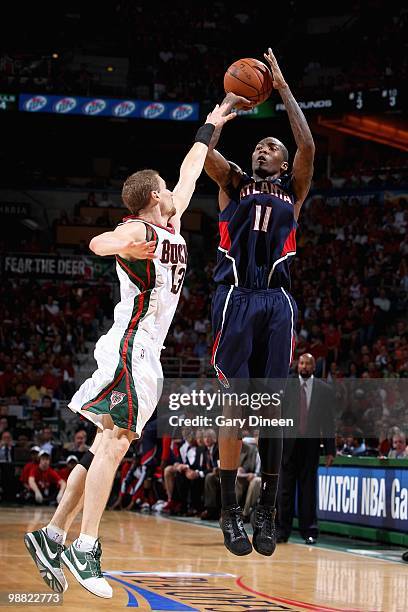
[1,2,405,101]
[0,279,113,403]
[1,186,406,510]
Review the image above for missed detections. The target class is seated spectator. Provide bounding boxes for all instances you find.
[0,430,16,501]
[109,451,136,511]
[200,429,220,520]
[39,427,58,459]
[379,426,401,456]
[58,455,78,482]
[201,438,261,522]
[63,428,89,459]
[17,445,40,502]
[165,428,206,516]
[25,377,47,404]
[38,395,57,419]
[362,437,380,457]
[0,416,10,436]
[352,436,367,456]
[236,439,261,521]
[160,435,183,513]
[28,450,66,505]
[0,430,15,462]
[388,432,408,459]
[27,409,46,439]
[339,434,356,456]
[110,452,152,512]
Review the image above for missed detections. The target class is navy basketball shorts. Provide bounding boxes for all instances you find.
[211,284,298,383]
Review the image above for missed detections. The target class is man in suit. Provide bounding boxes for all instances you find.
[278,353,336,544]
[0,430,16,502]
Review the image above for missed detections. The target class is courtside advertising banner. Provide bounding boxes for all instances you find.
[317,465,408,532]
[19,94,199,121]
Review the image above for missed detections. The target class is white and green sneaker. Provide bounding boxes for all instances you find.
[24,529,68,593]
[61,540,112,598]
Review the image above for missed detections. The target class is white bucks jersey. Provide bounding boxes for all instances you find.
[68,217,187,436]
[112,218,187,350]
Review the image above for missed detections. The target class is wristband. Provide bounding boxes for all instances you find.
[194,123,215,146]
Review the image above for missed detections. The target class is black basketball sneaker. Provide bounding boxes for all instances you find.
[219,505,252,556]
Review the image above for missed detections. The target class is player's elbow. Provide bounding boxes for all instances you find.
[204,163,229,189]
[301,140,315,156]
[89,236,98,254]
[89,235,104,255]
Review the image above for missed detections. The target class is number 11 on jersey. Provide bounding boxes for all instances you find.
[253,205,272,232]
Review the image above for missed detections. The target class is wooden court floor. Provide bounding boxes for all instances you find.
[0,507,406,612]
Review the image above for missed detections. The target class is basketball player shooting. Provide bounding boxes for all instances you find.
[24,102,236,599]
[204,48,315,556]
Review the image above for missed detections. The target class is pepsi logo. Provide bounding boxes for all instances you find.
[171,104,194,120]
[142,103,165,119]
[24,96,47,112]
[83,99,107,115]
[54,97,77,113]
[112,100,136,117]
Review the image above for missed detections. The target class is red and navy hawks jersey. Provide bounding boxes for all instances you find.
[213,172,297,290]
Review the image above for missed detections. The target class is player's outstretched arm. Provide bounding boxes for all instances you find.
[204,92,250,193]
[172,102,236,216]
[89,222,156,261]
[264,48,315,218]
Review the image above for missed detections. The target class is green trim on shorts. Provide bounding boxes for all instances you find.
[80,257,156,432]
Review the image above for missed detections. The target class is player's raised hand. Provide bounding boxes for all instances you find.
[263,48,288,90]
[223,91,253,111]
[122,240,156,259]
[206,103,236,128]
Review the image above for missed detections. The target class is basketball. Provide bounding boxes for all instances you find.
[224,58,273,106]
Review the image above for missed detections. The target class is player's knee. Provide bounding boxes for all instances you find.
[100,431,130,462]
[164,465,175,477]
[115,436,131,460]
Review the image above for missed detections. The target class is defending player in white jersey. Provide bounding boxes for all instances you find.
[24,101,243,599]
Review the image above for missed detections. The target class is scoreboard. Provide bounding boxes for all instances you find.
[275,86,404,114]
[347,87,400,112]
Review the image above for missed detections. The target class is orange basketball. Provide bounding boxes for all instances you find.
[224,58,273,106]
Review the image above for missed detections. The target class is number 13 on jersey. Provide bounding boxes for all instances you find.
[171,265,186,294]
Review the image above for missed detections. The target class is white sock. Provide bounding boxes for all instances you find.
[43,524,67,546]
[74,533,97,552]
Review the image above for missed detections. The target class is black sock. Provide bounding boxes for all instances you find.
[220,469,237,509]
[260,472,279,507]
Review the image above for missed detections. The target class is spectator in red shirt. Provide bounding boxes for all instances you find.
[58,455,78,482]
[17,445,40,502]
[20,446,40,488]
[28,450,66,505]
